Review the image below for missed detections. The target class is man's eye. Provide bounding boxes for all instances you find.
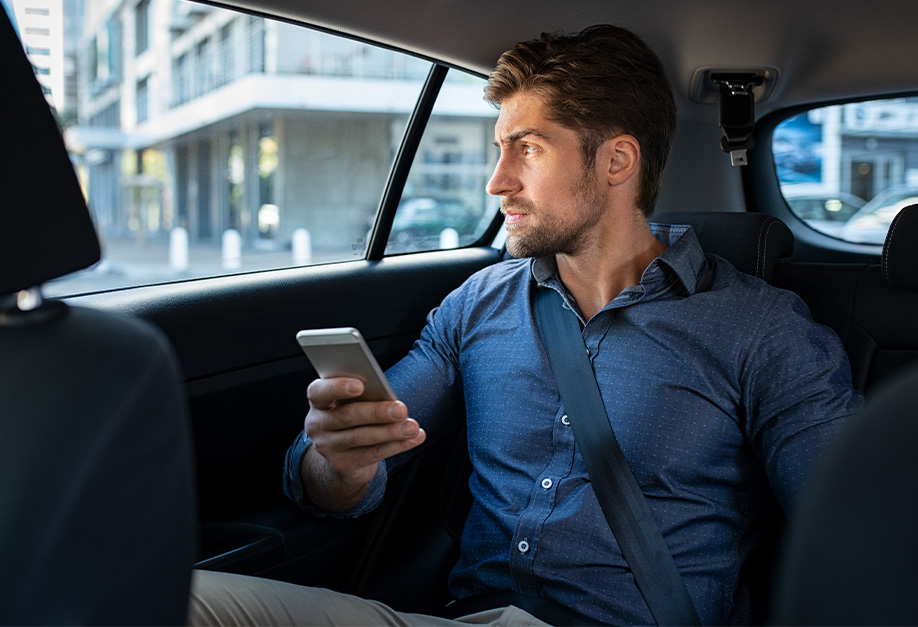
[523,145,537,155]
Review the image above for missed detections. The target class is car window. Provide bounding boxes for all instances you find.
[19,0,445,297]
[774,97,918,244]
[386,70,499,254]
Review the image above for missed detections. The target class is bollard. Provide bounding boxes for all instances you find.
[222,229,242,269]
[292,228,313,265]
[439,227,460,249]
[169,227,189,272]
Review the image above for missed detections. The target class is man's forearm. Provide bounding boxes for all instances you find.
[300,445,373,513]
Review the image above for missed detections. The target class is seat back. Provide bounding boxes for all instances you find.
[651,211,794,282]
[0,7,196,624]
[774,362,918,624]
[843,204,918,392]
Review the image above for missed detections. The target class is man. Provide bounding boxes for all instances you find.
[191,24,861,626]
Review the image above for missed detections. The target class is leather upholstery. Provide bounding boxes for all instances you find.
[0,309,197,625]
[842,205,918,391]
[775,362,918,624]
[772,206,918,393]
[882,203,918,292]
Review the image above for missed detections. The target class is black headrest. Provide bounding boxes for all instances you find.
[882,204,918,292]
[651,211,794,283]
[0,7,100,296]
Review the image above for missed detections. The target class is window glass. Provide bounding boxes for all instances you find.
[386,70,500,254]
[15,0,434,296]
[134,0,150,55]
[774,97,918,244]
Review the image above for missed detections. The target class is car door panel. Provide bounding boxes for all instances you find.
[65,246,500,597]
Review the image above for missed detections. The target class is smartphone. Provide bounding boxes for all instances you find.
[295,327,397,402]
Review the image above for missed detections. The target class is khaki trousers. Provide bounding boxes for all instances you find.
[189,570,551,627]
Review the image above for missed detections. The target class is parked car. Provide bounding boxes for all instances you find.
[840,185,918,244]
[782,187,865,237]
[387,197,485,253]
[5,0,918,624]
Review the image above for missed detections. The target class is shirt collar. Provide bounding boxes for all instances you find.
[648,222,706,295]
[530,223,708,301]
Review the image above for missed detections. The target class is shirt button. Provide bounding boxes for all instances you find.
[541,478,553,489]
[517,540,530,554]
[561,414,571,426]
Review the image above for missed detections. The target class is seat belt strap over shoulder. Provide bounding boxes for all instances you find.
[533,286,701,627]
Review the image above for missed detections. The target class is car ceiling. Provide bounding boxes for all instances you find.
[219,0,918,121]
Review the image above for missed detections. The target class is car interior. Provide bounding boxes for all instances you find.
[3,0,918,624]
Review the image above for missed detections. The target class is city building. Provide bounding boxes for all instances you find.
[63,0,498,260]
[9,0,71,113]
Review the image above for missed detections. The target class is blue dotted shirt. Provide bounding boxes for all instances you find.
[284,224,862,625]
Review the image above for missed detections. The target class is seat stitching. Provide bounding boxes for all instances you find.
[757,219,774,279]
[882,211,902,285]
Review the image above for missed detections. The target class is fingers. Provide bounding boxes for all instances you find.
[304,377,426,483]
[315,422,426,481]
[308,415,426,484]
[307,376,367,410]
[308,377,407,428]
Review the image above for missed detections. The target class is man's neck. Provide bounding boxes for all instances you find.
[555,216,666,321]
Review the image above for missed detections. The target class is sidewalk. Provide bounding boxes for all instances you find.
[45,233,350,298]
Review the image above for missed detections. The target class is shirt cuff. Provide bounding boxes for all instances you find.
[282,430,387,518]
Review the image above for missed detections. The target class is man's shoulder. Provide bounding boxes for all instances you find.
[462,256,532,291]
[704,254,792,297]
[701,254,814,324]
[433,257,532,321]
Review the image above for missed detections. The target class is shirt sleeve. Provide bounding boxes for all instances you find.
[744,289,864,516]
[282,430,388,518]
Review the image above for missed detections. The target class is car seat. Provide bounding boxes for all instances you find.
[0,7,197,625]
[844,203,918,391]
[773,360,918,624]
[650,211,794,282]
[773,204,918,624]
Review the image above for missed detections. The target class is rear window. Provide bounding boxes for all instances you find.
[774,97,918,245]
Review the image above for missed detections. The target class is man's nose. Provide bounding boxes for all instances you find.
[486,154,520,197]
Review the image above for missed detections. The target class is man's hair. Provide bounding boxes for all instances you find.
[485,24,676,217]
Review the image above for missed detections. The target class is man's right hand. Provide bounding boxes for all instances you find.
[301,376,426,512]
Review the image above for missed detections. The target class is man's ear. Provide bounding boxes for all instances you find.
[601,134,640,186]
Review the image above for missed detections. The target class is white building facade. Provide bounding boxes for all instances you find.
[65,0,498,259]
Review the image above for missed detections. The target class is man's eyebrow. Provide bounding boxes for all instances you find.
[492,129,549,147]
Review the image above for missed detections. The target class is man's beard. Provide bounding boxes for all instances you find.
[503,168,605,259]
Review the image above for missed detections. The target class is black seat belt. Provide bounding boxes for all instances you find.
[534,286,701,626]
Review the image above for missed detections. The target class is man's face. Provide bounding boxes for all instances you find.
[487,92,606,259]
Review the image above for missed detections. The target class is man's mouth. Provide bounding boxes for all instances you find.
[501,201,531,227]
[503,210,527,226]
